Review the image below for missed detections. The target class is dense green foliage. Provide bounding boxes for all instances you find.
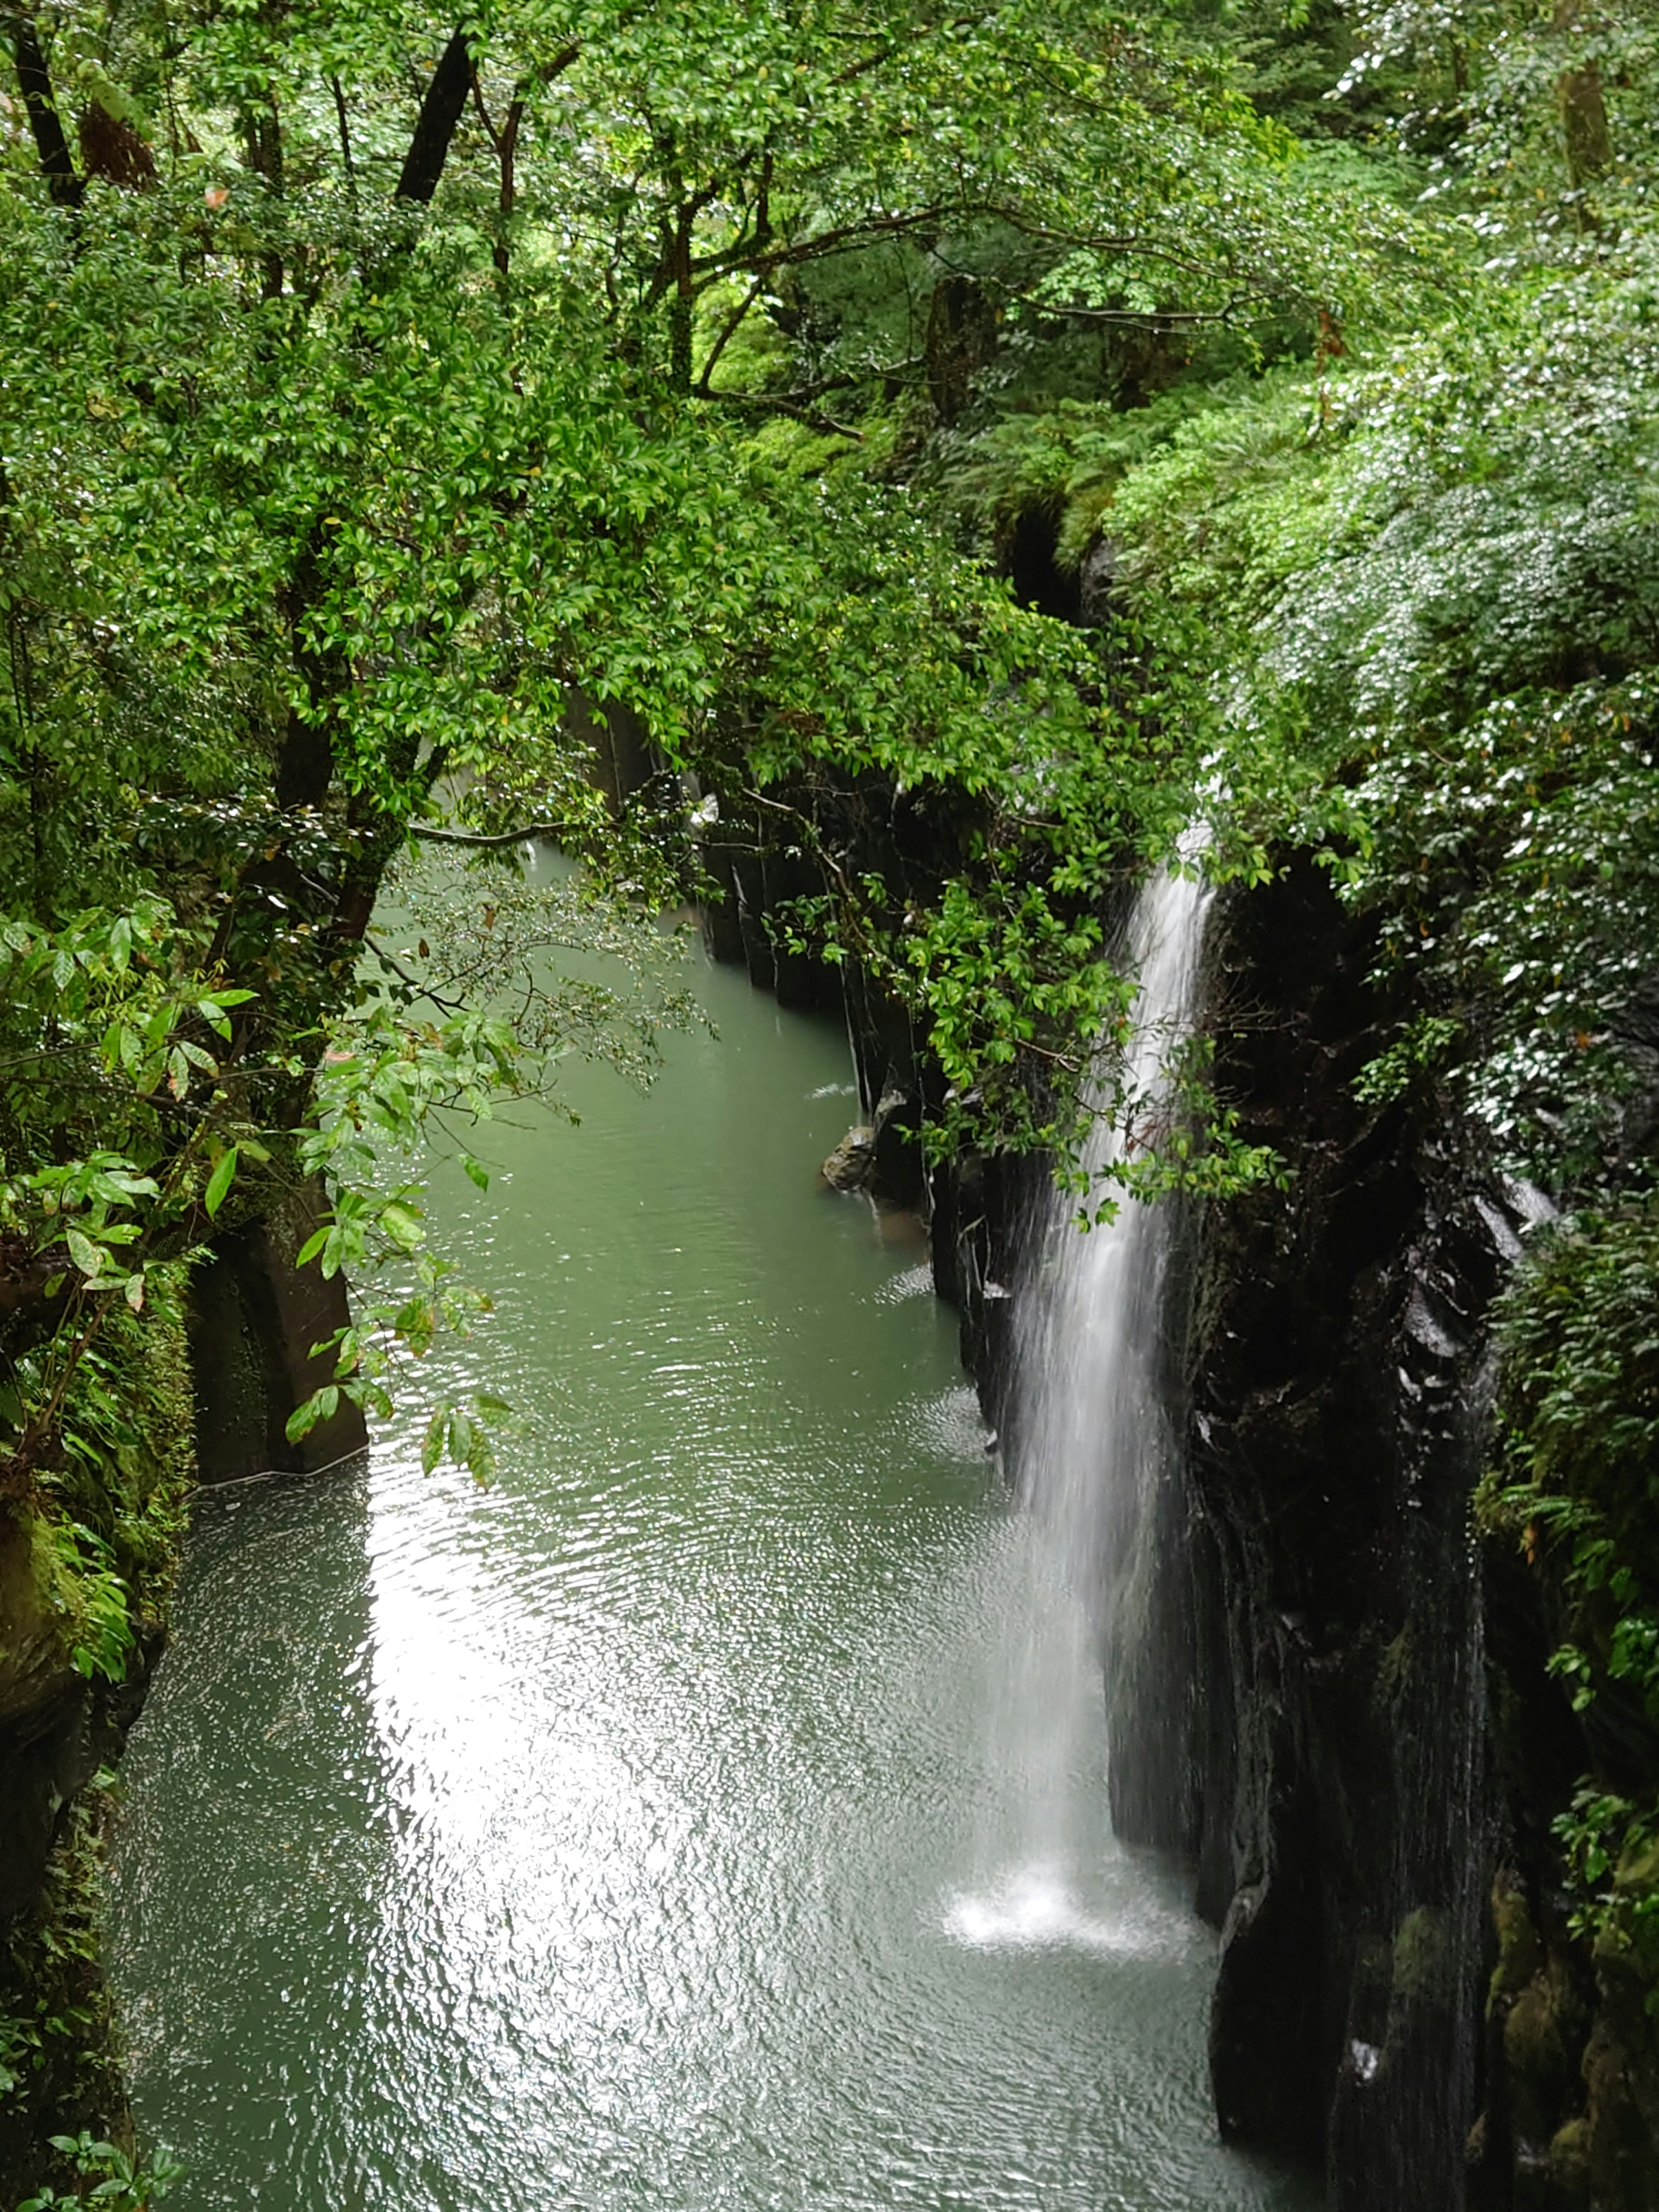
[1484,1201,1659,1967]
[0,0,1417,1530]
[1075,0,1659,1986]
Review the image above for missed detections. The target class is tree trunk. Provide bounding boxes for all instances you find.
[1554,3,1612,196]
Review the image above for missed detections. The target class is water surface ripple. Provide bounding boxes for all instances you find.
[110,954,1312,2212]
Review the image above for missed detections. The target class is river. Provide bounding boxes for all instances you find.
[108,940,1314,2212]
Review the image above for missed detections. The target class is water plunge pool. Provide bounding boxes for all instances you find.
[109,947,1312,2212]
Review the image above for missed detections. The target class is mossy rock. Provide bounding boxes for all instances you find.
[1614,1837,1659,1896]
[1491,1875,1546,2007]
[1583,1944,1659,2212]
[1376,1626,1412,1704]
[1393,1904,1450,2007]
[1505,1972,1572,2098]
[0,1508,77,1729]
[1548,2114,1592,2204]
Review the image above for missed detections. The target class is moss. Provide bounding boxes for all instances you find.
[25,1269,194,1691]
[1583,1948,1659,2212]
[0,1271,195,2202]
[1548,2115,1592,2202]
[1505,1971,1571,2094]
[1393,1905,1450,2007]
[1490,1876,1546,2008]
[1376,1625,1412,1704]
[0,1785,131,2206]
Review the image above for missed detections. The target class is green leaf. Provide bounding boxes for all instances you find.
[378,1201,424,1251]
[421,1411,446,1475]
[284,1391,324,1442]
[65,1227,103,1279]
[203,1146,238,1220]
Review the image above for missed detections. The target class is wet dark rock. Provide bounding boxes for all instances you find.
[0,1518,89,1924]
[872,1086,925,1211]
[822,1126,877,1192]
[1179,856,1659,2210]
[1185,857,1494,2207]
[1078,539,1118,627]
[188,1177,368,1483]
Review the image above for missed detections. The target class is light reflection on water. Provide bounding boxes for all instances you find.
[110,953,1314,2212]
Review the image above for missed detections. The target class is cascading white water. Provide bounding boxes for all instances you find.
[947,851,1212,1950]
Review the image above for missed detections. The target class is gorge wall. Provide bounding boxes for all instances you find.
[0,1190,363,2197]
[717,823,1659,2211]
[1187,861,1659,2212]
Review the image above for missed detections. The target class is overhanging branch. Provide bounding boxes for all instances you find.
[410,820,563,848]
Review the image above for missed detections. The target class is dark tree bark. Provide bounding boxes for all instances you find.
[4,13,83,207]
[396,28,474,204]
[78,102,157,189]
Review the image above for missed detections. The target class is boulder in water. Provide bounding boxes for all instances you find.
[821,1126,876,1192]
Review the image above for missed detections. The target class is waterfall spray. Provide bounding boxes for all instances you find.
[947,852,1211,1951]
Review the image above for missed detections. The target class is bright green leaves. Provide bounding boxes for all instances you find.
[20,1151,156,1310]
[420,1401,502,1485]
[17,2130,184,2212]
[286,1207,509,1484]
[1086,213,1659,1192]
[285,1383,341,1441]
[63,1229,106,1281]
[292,1188,418,1280]
[3,906,258,1140]
[43,1522,138,1685]
[0,891,276,1490]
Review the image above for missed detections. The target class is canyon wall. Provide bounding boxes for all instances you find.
[716,826,1659,2210]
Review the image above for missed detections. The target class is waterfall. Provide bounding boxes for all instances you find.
[947,852,1211,1950]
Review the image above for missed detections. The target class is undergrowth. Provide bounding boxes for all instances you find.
[1481,1198,1659,1983]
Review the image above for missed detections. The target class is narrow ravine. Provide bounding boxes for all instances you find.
[108,945,1313,2212]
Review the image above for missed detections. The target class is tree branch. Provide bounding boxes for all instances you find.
[696,275,765,394]
[363,932,465,1010]
[704,390,865,441]
[410,820,562,848]
[396,27,474,205]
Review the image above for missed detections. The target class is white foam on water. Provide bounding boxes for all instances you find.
[874,1261,936,1305]
[941,1859,1184,1960]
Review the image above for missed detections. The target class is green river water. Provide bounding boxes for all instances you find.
[108,945,1314,2212]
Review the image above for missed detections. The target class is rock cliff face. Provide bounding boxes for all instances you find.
[1177,859,1659,2211]
[0,1482,172,2193]
[696,788,1026,1422]
[0,1513,159,2187]
[1183,859,1495,2205]
[714,829,1658,2208]
[0,1520,149,1929]
[188,1178,368,1483]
